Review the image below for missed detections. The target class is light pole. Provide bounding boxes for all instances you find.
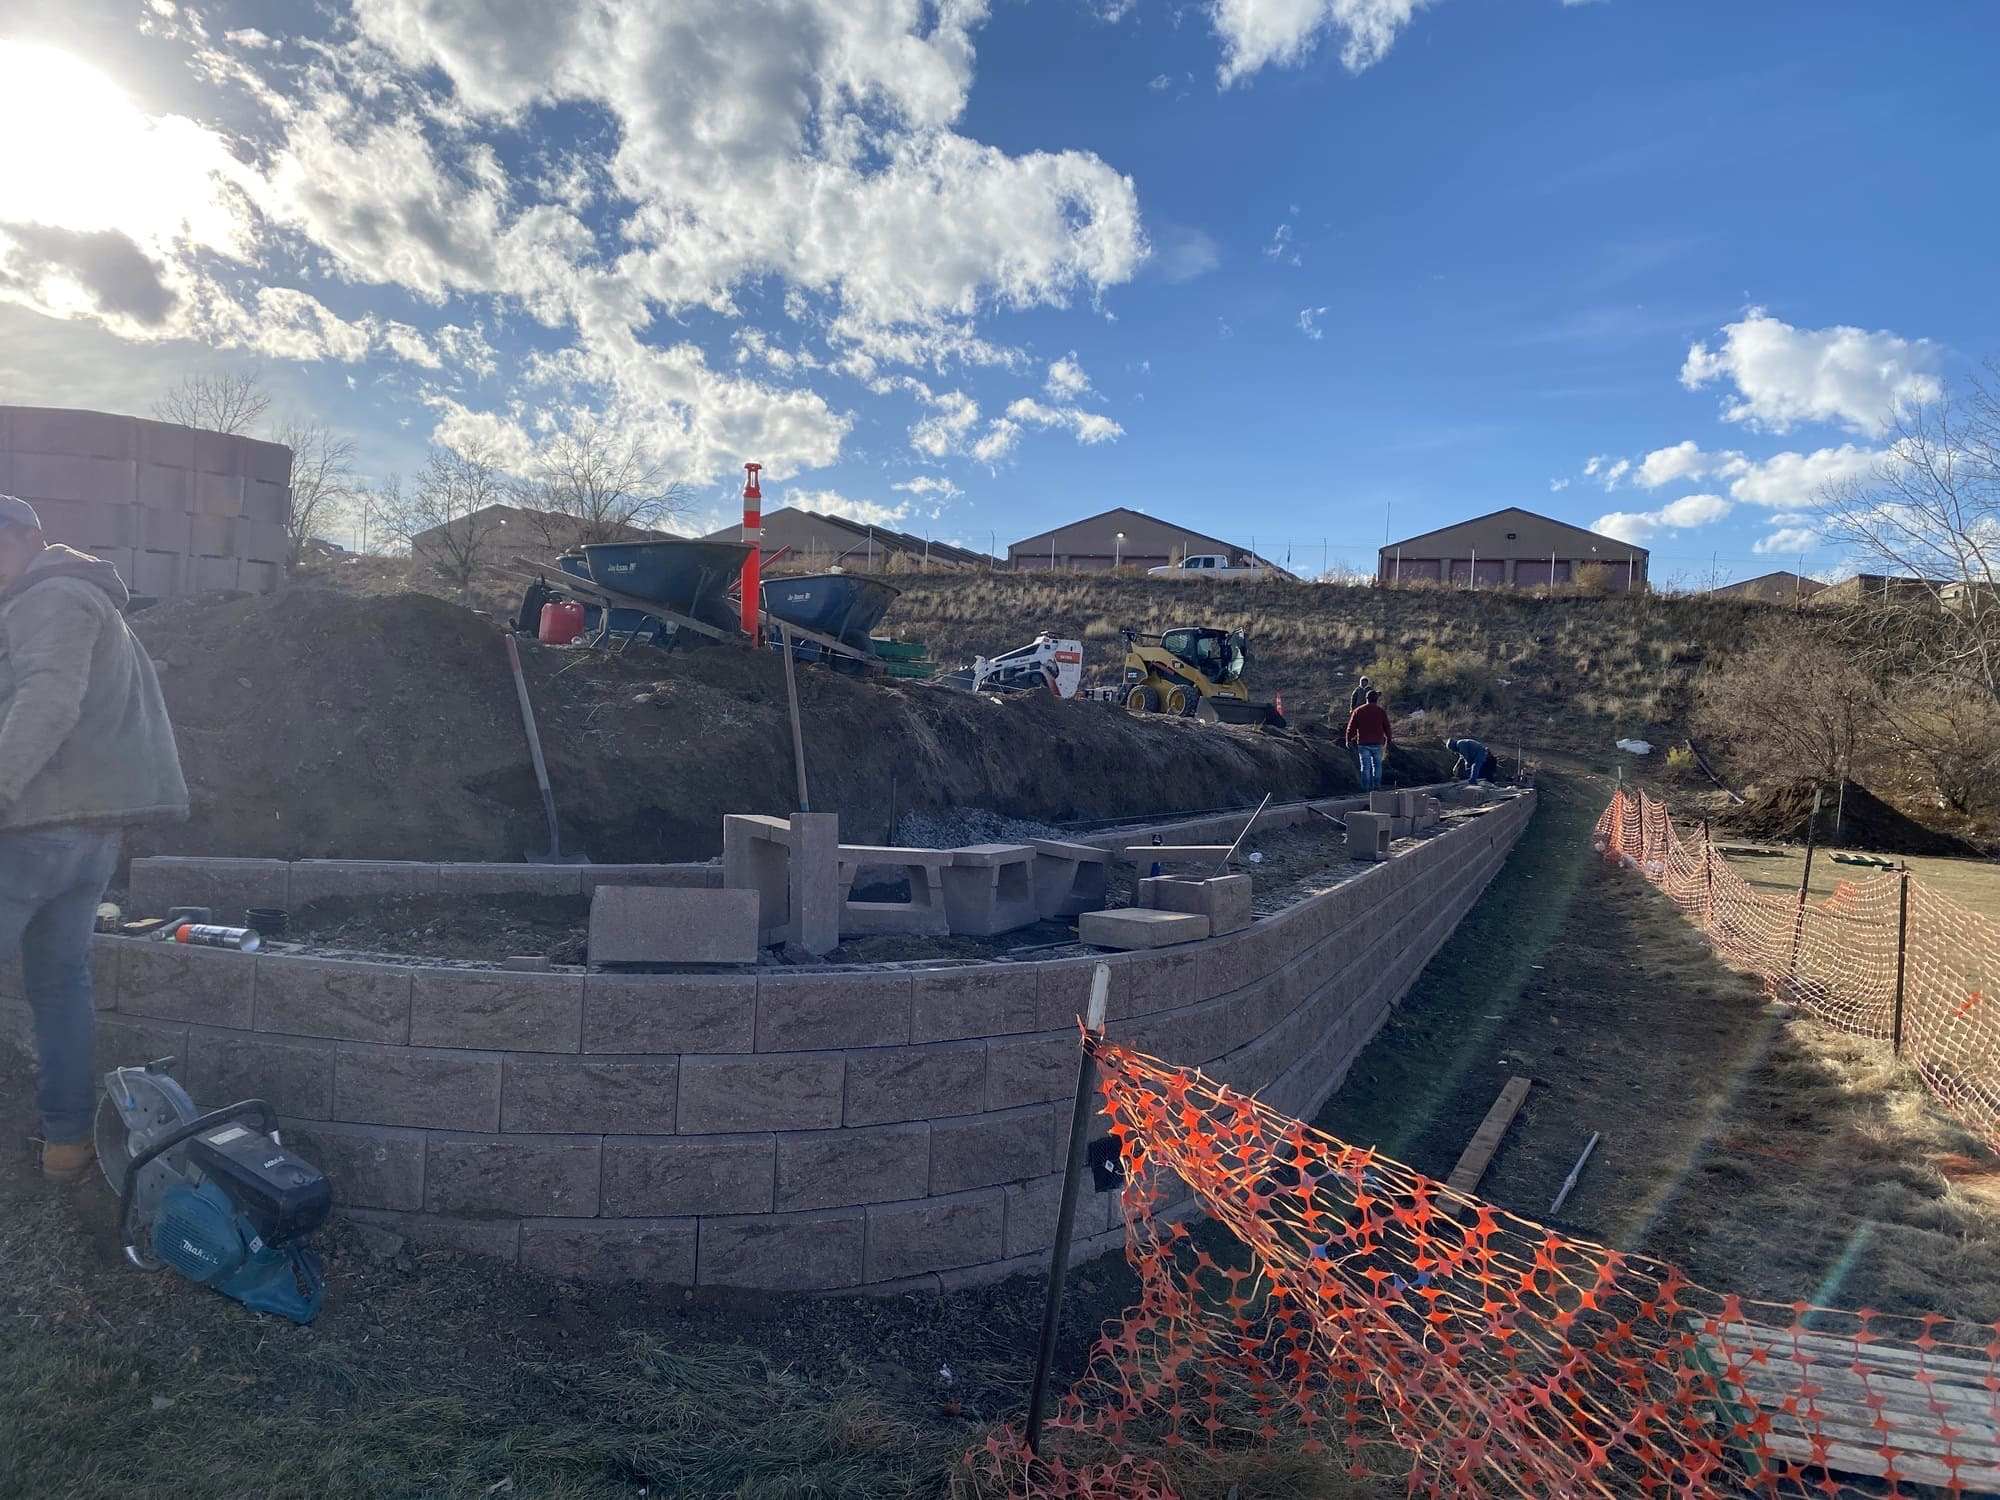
[1114,531,1125,568]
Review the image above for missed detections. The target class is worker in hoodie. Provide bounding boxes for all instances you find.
[1343,688,1393,791]
[0,495,187,1181]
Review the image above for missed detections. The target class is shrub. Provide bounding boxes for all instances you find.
[1363,644,1497,711]
[1665,744,1696,775]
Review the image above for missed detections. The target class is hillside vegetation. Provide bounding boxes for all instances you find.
[883,571,1776,757]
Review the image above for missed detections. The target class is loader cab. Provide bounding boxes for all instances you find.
[1160,627,1245,685]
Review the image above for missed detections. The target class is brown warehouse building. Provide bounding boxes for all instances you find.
[1008,506,1283,573]
[1378,506,1648,590]
[703,506,990,569]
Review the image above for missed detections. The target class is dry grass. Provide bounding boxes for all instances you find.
[1722,844,2000,923]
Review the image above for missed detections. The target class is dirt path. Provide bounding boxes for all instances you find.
[1317,769,2000,1319]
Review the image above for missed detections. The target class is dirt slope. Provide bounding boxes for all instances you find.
[129,589,1450,864]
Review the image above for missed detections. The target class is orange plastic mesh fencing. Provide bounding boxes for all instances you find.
[1593,787,2000,1152]
[969,1048,2000,1499]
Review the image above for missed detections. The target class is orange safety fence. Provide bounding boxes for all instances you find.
[970,1047,2000,1499]
[1593,786,2000,1155]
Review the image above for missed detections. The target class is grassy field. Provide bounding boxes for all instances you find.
[1721,842,2000,922]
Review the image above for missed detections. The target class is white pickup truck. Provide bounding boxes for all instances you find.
[1146,553,1270,580]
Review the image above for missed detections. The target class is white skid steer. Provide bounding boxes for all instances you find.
[938,634,1085,698]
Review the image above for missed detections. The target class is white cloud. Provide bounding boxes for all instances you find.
[1264,221,1301,266]
[427,398,538,472]
[1582,455,1604,477]
[1633,439,1749,490]
[971,419,1021,464]
[1002,396,1124,444]
[1046,352,1093,399]
[782,489,912,528]
[1591,493,1732,545]
[1600,457,1631,488]
[1549,477,1570,492]
[1151,224,1221,283]
[1727,443,1882,508]
[1754,526,1819,556]
[1297,305,1327,340]
[1681,307,1942,436]
[1210,0,1439,84]
[892,475,964,501]
[1148,73,1172,90]
[910,389,982,458]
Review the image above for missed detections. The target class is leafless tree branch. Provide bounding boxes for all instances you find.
[152,370,270,436]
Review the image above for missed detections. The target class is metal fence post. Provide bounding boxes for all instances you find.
[1025,963,1112,1455]
[1892,863,1911,1056]
[1701,818,1713,922]
[1789,785,1824,976]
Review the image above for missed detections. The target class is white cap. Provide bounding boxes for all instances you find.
[0,494,41,533]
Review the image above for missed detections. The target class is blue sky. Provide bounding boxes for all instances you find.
[1,0,1995,583]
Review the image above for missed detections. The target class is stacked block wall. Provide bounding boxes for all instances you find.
[2,794,1535,1291]
[0,406,292,597]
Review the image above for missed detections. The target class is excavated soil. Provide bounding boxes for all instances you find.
[129,588,1452,865]
[1719,778,1979,856]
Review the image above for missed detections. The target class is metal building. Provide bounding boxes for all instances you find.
[1378,507,1647,589]
[1007,506,1281,573]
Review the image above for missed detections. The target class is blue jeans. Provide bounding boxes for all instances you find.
[1354,743,1383,790]
[0,826,120,1143]
[1463,751,1489,784]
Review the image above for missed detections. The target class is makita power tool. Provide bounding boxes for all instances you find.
[95,1062,330,1324]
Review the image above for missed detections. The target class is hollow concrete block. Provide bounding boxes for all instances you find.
[1028,838,1111,919]
[1346,811,1392,861]
[588,885,760,965]
[1079,908,1211,950]
[724,814,793,945]
[1139,873,1252,936]
[940,844,1039,937]
[1367,790,1399,815]
[835,846,951,937]
[787,812,840,957]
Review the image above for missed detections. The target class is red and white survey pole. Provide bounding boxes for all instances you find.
[741,461,762,642]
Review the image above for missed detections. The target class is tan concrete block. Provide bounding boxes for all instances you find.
[698,1208,864,1290]
[424,1134,600,1217]
[775,1121,929,1212]
[1079,909,1210,950]
[843,1041,986,1126]
[117,941,254,1027]
[677,1053,844,1133]
[333,1043,500,1131]
[254,954,413,1044]
[1345,811,1392,861]
[502,1056,677,1133]
[601,1134,773,1216]
[788,811,840,957]
[409,968,583,1052]
[586,884,759,966]
[581,973,755,1053]
[864,1189,1004,1282]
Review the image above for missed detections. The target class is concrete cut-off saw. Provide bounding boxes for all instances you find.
[95,1060,331,1325]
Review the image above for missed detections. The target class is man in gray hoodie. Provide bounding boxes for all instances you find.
[0,495,187,1180]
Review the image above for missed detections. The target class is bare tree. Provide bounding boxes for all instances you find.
[153,370,270,435]
[271,419,357,568]
[1695,621,1882,787]
[375,443,513,591]
[1820,364,2000,699]
[522,417,689,551]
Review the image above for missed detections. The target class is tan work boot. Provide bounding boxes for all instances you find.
[40,1139,93,1184]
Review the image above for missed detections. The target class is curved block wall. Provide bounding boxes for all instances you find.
[0,793,1534,1291]
[0,405,292,598]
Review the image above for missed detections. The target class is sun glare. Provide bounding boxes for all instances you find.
[0,40,251,255]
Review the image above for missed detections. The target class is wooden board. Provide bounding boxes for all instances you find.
[1445,1076,1531,1196]
[1701,1320,2000,1489]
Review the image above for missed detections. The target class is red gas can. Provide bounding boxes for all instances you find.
[539,600,586,645]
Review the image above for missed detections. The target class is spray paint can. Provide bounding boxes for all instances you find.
[163,924,262,953]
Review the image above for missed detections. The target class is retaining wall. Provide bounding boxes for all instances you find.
[1,792,1535,1291]
[0,405,292,598]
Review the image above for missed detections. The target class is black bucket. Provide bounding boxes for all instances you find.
[246,907,289,936]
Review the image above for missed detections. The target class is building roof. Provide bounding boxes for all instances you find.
[1380,506,1648,557]
[1007,506,1266,561]
[1709,571,1826,598]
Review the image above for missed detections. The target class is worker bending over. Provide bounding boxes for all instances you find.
[1344,689,1393,791]
[0,496,186,1180]
[1444,735,1490,785]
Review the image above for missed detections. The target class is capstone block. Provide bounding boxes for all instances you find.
[1079,909,1210,950]
[588,885,760,965]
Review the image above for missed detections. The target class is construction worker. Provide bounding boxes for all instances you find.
[1345,689,1393,791]
[1349,673,1372,712]
[0,496,187,1181]
[1445,735,1490,784]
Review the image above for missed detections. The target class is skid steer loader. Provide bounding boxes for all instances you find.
[1119,626,1286,728]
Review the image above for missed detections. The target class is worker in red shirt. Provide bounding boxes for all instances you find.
[1344,688,1393,791]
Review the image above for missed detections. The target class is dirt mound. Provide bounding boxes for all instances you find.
[1720,779,1979,856]
[130,588,1456,864]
